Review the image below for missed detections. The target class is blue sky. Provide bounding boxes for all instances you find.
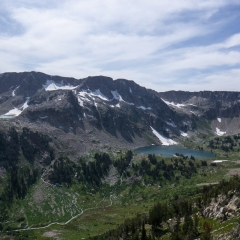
[0,0,240,91]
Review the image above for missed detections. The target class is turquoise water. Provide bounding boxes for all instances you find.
[134,145,215,159]
[0,115,15,119]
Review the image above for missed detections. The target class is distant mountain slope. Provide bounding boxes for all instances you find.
[0,71,239,156]
[159,90,240,119]
[159,90,240,136]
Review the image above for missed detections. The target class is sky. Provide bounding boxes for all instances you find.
[0,0,240,91]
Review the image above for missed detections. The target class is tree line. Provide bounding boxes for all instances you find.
[208,134,240,152]
[0,126,53,228]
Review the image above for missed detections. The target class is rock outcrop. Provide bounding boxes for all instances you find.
[203,193,240,220]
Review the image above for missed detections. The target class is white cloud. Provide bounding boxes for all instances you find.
[223,33,240,48]
[158,68,240,91]
[158,49,240,71]
[0,0,240,91]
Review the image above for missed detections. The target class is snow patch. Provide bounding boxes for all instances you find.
[137,106,151,110]
[217,118,221,123]
[78,97,84,107]
[111,90,134,105]
[125,101,134,106]
[22,97,30,110]
[4,97,30,117]
[129,87,132,93]
[76,88,134,108]
[4,108,22,116]
[180,131,188,137]
[111,90,122,101]
[78,96,91,103]
[213,160,228,163]
[12,86,19,96]
[78,89,110,103]
[91,89,110,101]
[166,121,176,128]
[43,80,77,91]
[78,90,93,103]
[150,126,177,146]
[39,116,48,119]
[161,98,186,108]
[78,90,88,97]
[216,127,226,136]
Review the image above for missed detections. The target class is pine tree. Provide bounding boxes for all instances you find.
[141,221,147,240]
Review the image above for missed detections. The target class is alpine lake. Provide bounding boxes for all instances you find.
[134,145,215,158]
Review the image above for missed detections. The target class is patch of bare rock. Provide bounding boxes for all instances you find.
[203,193,240,220]
[43,230,61,238]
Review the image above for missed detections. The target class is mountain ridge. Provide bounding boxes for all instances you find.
[0,71,239,158]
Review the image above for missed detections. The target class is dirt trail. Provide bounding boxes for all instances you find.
[10,174,114,232]
[13,194,113,232]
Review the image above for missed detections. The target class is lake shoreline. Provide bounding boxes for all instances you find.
[133,145,215,159]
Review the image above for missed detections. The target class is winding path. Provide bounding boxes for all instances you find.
[10,174,114,232]
[12,195,113,232]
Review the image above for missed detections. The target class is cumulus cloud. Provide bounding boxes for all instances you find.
[0,0,240,91]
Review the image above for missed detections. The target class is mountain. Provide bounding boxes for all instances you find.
[1,71,240,239]
[159,90,240,119]
[159,90,240,136]
[0,71,239,157]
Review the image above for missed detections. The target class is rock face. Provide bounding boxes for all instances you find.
[218,224,240,240]
[0,71,240,155]
[203,193,240,220]
[0,72,192,151]
[159,91,240,119]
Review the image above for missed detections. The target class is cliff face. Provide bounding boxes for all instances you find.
[202,193,240,240]
[203,194,240,220]
[159,91,240,102]
[0,72,240,155]
[159,91,240,119]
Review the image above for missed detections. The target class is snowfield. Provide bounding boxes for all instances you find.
[4,108,22,116]
[180,131,188,137]
[4,97,30,117]
[161,98,186,108]
[77,89,135,108]
[43,80,78,91]
[213,160,228,163]
[12,86,19,96]
[137,106,152,110]
[150,126,177,146]
[166,121,176,128]
[111,90,134,105]
[216,127,226,136]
